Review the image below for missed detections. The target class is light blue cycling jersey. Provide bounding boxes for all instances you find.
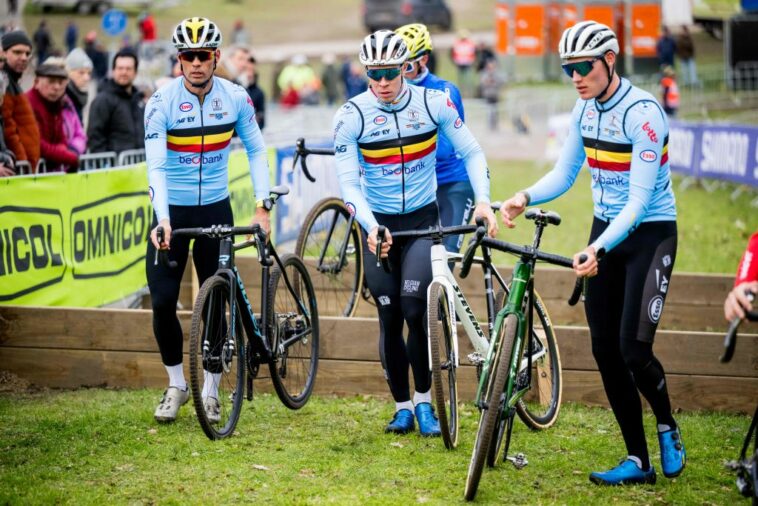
[333,81,490,232]
[145,76,270,222]
[524,78,676,253]
[410,69,468,185]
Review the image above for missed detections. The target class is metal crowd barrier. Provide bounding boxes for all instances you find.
[78,152,117,171]
[117,149,146,166]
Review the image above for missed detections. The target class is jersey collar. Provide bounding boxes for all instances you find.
[595,77,631,112]
[373,79,411,112]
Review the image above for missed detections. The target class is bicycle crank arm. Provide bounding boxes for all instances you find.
[505,452,528,469]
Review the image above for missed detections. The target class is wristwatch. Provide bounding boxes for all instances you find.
[256,198,273,211]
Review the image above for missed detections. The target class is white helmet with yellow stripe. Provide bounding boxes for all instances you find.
[172,17,223,50]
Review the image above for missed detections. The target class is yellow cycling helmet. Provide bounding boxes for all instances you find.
[395,23,433,60]
[172,17,223,50]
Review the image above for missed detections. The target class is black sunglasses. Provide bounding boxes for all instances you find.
[561,56,601,78]
[366,67,402,81]
[178,50,214,63]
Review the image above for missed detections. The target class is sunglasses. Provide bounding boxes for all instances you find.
[561,56,601,78]
[178,50,214,63]
[366,67,402,81]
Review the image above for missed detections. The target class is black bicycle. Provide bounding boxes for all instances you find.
[722,289,758,504]
[156,185,319,440]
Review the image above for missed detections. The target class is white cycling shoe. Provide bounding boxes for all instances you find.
[154,387,190,423]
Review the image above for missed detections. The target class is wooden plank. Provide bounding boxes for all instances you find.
[1,348,754,413]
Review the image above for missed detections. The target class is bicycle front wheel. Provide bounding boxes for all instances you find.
[428,281,459,449]
[464,313,517,501]
[516,291,562,429]
[267,253,320,409]
[295,198,363,317]
[189,274,245,440]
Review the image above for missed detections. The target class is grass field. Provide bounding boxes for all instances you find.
[0,388,752,504]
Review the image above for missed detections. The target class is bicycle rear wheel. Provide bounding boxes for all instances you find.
[267,253,320,409]
[295,198,363,317]
[464,313,517,501]
[516,291,562,429]
[427,281,459,449]
[189,275,245,440]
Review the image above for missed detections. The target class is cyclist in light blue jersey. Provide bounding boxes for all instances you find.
[334,29,497,437]
[501,21,685,486]
[144,17,271,425]
[396,23,474,254]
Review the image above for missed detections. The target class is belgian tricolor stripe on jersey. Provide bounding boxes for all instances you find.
[358,129,438,165]
[583,135,669,171]
[167,123,235,153]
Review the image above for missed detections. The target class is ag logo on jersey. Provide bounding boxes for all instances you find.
[179,102,193,112]
[374,115,387,125]
[640,150,657,162]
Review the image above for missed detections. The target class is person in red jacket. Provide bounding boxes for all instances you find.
[725,232,758,321]
[26,60,79,173]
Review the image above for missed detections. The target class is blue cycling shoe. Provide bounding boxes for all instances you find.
[658,427,686,478]
[589,459,657,486]
[385,409,415,434]
[414,402,441,437]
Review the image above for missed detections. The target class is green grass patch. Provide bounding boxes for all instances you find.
[0,388,751,504]
[488,160,757,273]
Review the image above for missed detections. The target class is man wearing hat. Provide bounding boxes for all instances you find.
[65,48,93,122]
[1,30,40,171]
[26,58,81,173]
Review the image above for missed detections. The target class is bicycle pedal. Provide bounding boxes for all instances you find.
[506,452,528,469]
[467,352,485,366]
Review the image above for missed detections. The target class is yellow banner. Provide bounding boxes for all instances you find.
[0,150,272,307]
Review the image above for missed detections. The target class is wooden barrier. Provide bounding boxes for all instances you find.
[1,305,756,413]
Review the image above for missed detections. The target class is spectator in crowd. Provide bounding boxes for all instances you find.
[676,26,698,86]
[33,20,52,64]
[450,29,476,97]
[321,53,340,105]
[344,61,367,99]
[724,232,758,322]
[475,41,495,72]
[0,72,17,176]
[660,65,679,118]
[221,44,252,86]
[1,31,41,170]
[7,0,18,15]
[138,11,157,43]
[231,20,250,45]
[479,58,505,131]
[84,31,108,83]
[26,58,83,173]
[87,48,145,154]
[270,55,285,103]
[656,26,676,70]
[245,55,265,130]
[278,54,320,105]
[64,21,77,55]
[65,48,93,123]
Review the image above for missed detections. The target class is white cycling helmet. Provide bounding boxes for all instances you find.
[359,30,409,67]
[172,17,222,50]
[559,21,619,61]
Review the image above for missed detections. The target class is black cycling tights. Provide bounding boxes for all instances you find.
[584,218,678,469]
[362,202,438,403]
[145,198,233,366]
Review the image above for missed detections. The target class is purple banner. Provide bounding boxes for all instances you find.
[668,120,758,187]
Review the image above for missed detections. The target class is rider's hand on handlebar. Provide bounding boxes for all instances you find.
[250,208,271,241]
[573,246,598,278]
[368,226,392,258]
[724,281,758,321]
[150,219,171,250]
[473,202,498,238]
[500,192,528,229]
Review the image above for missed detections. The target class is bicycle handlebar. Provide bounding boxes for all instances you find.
[459,218,487,279]
[721,289,757,363]
[293,137,335,183]
[568,254,588,306]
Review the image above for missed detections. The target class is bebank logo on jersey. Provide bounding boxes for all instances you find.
[642,122,659,143]
[454,117,463,129]
[374,115,387,125]
[640,150,657,162]
[345,202,356,216]
[179,102,193,112]
[179,153,223,165]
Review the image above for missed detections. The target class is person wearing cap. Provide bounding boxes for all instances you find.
[500,20,684,486]
[65,48,93,123]
[86,47,145,155]
[26,58,83,173]
[1,30,40,171]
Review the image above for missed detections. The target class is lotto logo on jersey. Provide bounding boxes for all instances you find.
[446,98,457,110]
[642,122,659,143]
[454,117,463,129]
[374,115,387,125]
[639,150,657,162]
[179,102,193,112]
